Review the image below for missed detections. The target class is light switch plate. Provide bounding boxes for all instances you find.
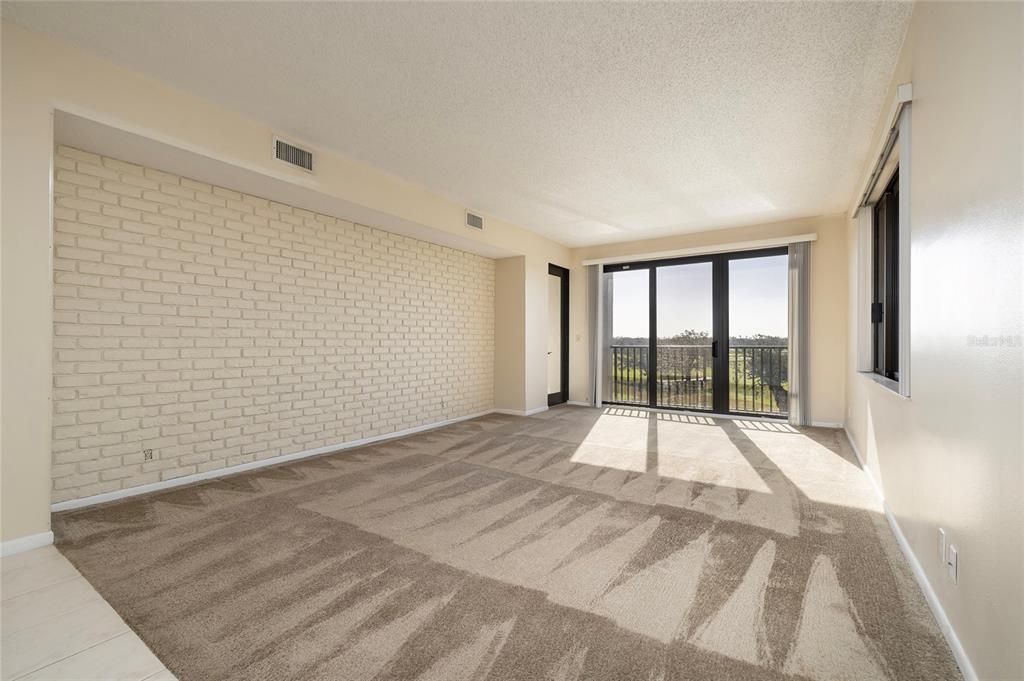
[947,544,958,584]
[938,528,946,562]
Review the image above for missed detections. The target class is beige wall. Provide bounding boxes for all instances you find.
[844,3,1023,679]
[50,146,494,502]
[568,214,849,427]
[494,257,526,412]
[0,22,568,541]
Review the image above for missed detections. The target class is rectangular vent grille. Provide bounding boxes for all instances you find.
[466,211,484,230]
[274,138,313,172]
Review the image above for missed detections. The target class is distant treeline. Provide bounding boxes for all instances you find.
[612,330,786,347]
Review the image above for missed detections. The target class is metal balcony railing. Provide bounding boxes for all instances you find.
[606,344,788,415]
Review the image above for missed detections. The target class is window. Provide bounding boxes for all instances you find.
[856,85,910,396]
[871,171,899,380]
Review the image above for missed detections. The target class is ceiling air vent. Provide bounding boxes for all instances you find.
[465,211,484,230]
[274,137,313,172]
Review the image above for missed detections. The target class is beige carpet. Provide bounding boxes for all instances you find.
[54,406,960,681]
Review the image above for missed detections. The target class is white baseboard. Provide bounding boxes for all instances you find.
[810,420,844,429]
[842,428,977,681]
[842,428,877,494]
[51,410,493,513]
[566,401,592,407]
[1,531,54,557]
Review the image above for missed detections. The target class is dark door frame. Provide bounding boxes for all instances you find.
[548,264,570,407]
[602,246,788,417]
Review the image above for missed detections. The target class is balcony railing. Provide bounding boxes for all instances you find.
[606,344,788,415]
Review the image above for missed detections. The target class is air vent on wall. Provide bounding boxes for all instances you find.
[465,211,484,230]
[274,137,313,172]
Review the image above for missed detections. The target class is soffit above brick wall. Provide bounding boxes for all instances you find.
[54,112,516,260]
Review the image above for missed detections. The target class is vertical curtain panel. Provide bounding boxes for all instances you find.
[787,242,810,426]
[586,264,601,407]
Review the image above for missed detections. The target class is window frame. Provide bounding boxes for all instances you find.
[600,246,790,418]
[856,100,911,398]
[871,170,900,380]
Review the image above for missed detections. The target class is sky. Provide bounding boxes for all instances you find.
[610,254,788,338]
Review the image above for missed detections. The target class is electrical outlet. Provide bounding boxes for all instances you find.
[143,448,154,461]
[947,544,958,584]
[937,528,946,562]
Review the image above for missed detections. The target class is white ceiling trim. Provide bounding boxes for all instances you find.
[581,233,818,267]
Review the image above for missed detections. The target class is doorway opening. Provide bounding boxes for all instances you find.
[547,264,569,406]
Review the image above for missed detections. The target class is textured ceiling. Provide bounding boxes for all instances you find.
[5,2,911,247]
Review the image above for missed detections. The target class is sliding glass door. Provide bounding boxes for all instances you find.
[604,268,649,405]
[728,253,789,415]
[656,262,713,410]
[603,248,789,417]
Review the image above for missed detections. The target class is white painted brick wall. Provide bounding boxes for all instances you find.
[51,146,495,502]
